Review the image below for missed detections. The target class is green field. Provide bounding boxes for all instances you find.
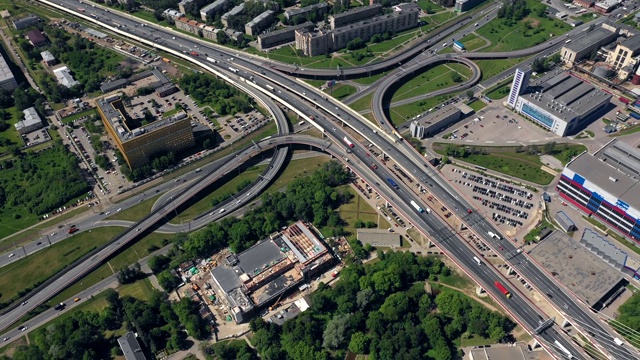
[432,143,556,185]
[333,185,390,236]
[388,93,461,126]
[485,81,512,100]
[262,154,330,194]
[0,227,124,306]
[118,278,156,302]
[476,57,528,81]
[458,33,489,52]
[476,0,571,52]
[467,100,486,112]
[391,63,472,102]
[349,93,374,112]
[327,84,357,100]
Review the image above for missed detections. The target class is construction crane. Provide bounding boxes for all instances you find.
[269,293,285,312]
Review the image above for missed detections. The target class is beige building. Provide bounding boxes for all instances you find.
[606,36,640,80]
[560,25,618,66]
[296,8,418,56]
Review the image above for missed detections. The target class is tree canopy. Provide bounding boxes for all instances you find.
[250,251,514,359]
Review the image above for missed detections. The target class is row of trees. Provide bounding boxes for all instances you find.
[5,289,209,360]
[249,251,514,360]
[178,73,253,116]
[121,152,179,181]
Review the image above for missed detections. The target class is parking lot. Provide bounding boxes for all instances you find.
[442,165,540,238]
[22,128,51,147]
[444,105,558,144]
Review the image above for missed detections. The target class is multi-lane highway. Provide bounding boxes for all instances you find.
[17,1,638,358]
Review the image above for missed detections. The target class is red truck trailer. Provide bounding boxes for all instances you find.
[494,281,512,298]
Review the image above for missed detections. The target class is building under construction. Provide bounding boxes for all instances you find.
[209,221,334,323]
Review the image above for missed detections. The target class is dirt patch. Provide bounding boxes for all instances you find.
[524,17,541,27]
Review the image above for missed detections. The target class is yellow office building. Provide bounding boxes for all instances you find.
[96,95,195,169]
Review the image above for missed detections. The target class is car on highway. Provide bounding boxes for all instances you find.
[18,326,27,332]
[8,253,14,258]
[3,337,8,341]
[74,297,81,302]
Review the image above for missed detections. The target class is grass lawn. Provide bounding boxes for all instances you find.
[304,79,326,88]
[460,334,494,347]
[422,11,459,28]
[106,193,163,222]
[351,71,391,85]
[417,0,445,13]
[349,93,373,112]
[476,1,571,52]
[467,100,487,112]
[169,164,267,224]
[0,106,26,154]
[458,33,489,52]
[262,154,330,193]
[334,185,391,236]
[485,77,513,100]
[389,93,461,126]
[432,143,555,185]
[476,57,529,82]
[327,84,357,100]
[118,277,156,301]
[0,227,123,306]
[485,83,510,100]
[391,63,473,103]
[60,109,98,125]
[47,231,170,306]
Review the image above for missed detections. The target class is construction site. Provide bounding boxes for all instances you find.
[207,221,335,323]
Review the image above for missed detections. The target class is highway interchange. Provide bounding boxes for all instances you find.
[3,1,638,358]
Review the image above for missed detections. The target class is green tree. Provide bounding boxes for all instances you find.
[451,72,463,83]
[348,331,369,354]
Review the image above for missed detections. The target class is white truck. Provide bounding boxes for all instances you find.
[488,231,501,240]
[473,256,482,265]
[614,337,624,346]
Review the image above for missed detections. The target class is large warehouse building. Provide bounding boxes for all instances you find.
[506,68,612,136]
[557,139,640,243]
[210,221,334,323]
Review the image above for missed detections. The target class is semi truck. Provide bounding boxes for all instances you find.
[554,340,574,359]
[343,136,354,148]
[410,200,424,213]
[494,281,511,298]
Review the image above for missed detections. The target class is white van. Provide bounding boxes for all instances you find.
[219,208,226,214]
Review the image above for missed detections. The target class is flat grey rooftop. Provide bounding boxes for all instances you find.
[568,140,640,213]
[525,70,612,121]
[237,240,285,276]
[211,265,241,293]
[565,27,614,52]
[620,34,640,53]
[581,228,628,270]
[529,231,623,307]
[0,54,15,84]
